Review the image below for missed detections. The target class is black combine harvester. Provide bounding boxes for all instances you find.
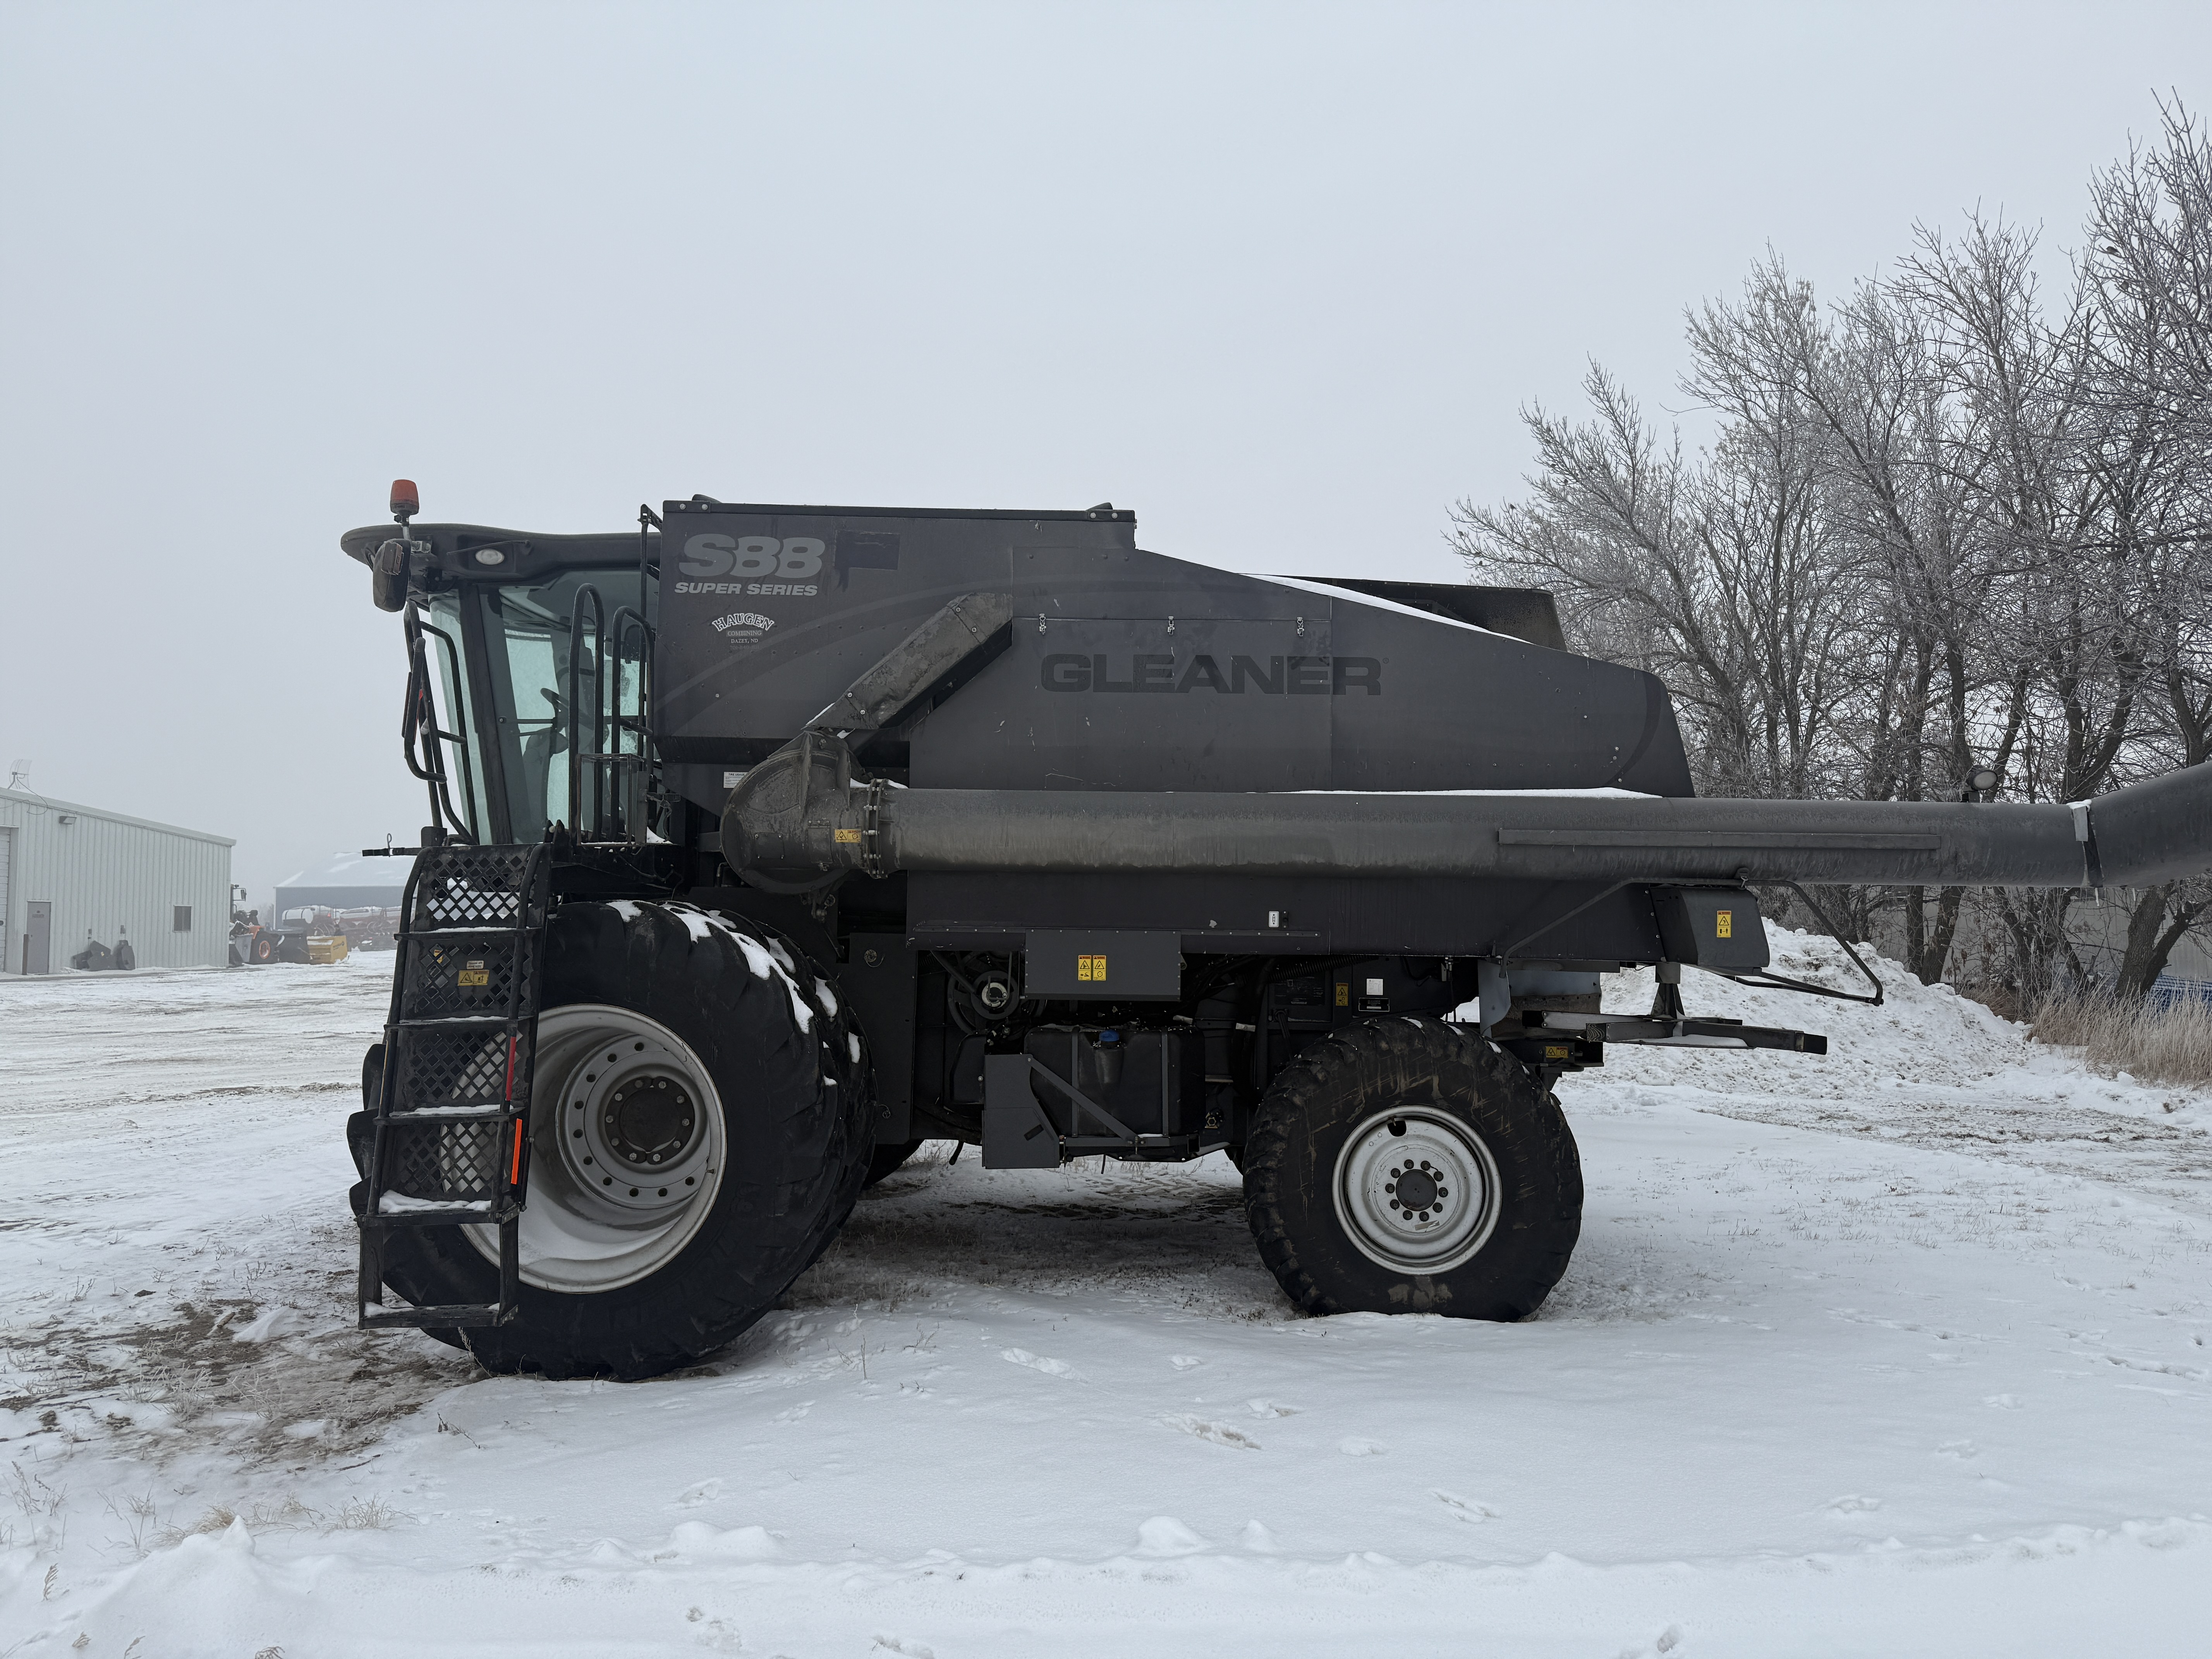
[341,482,2212,1378]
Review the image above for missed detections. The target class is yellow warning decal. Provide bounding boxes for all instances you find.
[834,828,863,844]
[1336,982,1349,1006]
[1077,953,1107,982]
[1544,1044,1572,1061]
[1715,909,1733,939]
[458,969,490,987]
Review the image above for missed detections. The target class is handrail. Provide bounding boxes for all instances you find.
[565,585,605,835]
[607,603,655,841]
[402,606,478,843]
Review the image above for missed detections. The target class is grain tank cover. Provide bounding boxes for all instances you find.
[653,500,1693,805]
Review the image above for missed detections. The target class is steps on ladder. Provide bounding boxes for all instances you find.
[357,843,551,1330]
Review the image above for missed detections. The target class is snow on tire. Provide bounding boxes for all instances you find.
[368,899,874,1380]
[1242,1017,1582,1320]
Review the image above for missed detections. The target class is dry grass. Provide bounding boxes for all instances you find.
[154,1493,406,1548]
[2030,988,2212,1086]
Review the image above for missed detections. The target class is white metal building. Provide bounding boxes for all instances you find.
[0,788,234,974]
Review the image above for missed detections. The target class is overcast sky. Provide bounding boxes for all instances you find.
[2,1,2203,900]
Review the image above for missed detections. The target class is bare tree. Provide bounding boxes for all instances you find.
[1449,301,1869,805]
[1885,216,2118,994]
[1450,101,2212,1004]
[2083,99,2212,995]
[1677,256,1872,799]
[1791,274,2013,981]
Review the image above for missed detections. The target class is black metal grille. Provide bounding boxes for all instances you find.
[395,1025,535,1112]
[384,1118,502,1203]
[400,934,532,1020]
[409,845,544,930]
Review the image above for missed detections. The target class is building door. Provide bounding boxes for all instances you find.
[25,901,51,975]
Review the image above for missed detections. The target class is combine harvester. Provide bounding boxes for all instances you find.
[339,482,2212,1377]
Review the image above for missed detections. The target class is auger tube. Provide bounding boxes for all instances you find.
[725,737,2212,892]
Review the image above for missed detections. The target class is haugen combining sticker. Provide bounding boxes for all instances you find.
[711,611,776,651]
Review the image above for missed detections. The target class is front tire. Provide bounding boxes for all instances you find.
[1243,1018,1581,1320]
[360,900,873,1379]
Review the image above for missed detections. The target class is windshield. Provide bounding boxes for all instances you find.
[430,567,653,844]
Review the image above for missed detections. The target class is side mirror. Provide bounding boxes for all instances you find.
[371,538,410,612]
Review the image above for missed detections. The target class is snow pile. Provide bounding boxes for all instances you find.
[1601,925,2030,1095]
[1446,924,2212,1148]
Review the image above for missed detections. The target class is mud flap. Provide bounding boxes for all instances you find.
[981,1054,1061,1168]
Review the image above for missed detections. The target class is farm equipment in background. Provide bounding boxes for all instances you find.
[70,928,135,971]
[331,905,403,951]
[229,896,271,964]
[268,907,343,963]
[232,904,386,965]
[335,479,2212,1380]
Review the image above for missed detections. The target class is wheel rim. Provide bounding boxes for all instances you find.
[465,1003,725,1294]
[1332,1106,1501,1276]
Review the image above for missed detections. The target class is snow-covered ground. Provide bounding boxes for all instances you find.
[4,934,2210,1656]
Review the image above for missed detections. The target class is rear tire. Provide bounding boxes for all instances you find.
[1243,1017,1581,1320]
[364,900,873,1379]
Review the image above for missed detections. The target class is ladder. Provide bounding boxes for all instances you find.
[356,842,551,1329]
